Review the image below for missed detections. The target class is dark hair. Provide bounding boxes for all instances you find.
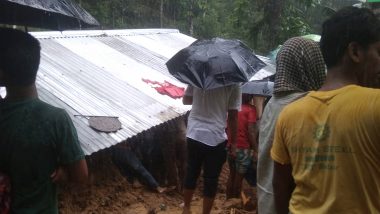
[320,7,380,69]
[0,28,41,86]
[242,93,252,105]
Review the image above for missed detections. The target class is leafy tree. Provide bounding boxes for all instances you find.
[76,0,367,54]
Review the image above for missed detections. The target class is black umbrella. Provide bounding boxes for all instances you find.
[0,0,99,30]
[166,38,267,90]
[241,81,274,97]
[250,55,276,81]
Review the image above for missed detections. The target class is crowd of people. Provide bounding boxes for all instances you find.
[181,6,380,214]
[1,5,380,214]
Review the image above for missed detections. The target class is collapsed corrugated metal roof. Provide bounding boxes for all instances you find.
[30,29,195,155]
[0,29,275,155]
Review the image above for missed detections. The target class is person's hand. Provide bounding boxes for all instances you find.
[229,144,237,159]
[51,166,67,183]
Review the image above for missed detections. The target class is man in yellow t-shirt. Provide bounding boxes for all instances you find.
[271,7,380,214]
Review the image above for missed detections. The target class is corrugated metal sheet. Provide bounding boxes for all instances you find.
[30,29,195,155]
[0,29,275,155]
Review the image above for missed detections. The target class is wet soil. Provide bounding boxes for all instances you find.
[58,153,256,214]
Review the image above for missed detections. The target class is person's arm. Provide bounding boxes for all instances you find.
[66,159,88,183]
[51,159,88,184]
[52,111,88,184]
[182,85,193,105]
[182,95,193,105]
[273,161,295,214]
[248,122,258,159]
[227,109,238,157]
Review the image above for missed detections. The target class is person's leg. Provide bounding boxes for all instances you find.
[202,197,215,214]
[183,189,195,214]
[202,141,227,214]
[183,138,204,213]
[176,118,187,192]
[232,172,245,197]
[244,159,257,187]
[226,156,236,199]
[136,163,160,190]
[233,149,252,197]
[176,136,187,192]
[117,147,160,190]
[112,147,137,183]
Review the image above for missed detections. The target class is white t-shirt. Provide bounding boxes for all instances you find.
[185,85,241,146]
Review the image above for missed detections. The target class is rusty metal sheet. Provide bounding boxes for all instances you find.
[88,116,122,133]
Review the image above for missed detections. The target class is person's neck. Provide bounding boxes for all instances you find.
[5,84,38,102]
[319,66,358,91]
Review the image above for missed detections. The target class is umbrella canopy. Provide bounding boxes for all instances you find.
[166,38,267,90]
[0,0,99,30]
[241,81,274,97]
[250,55,276,81]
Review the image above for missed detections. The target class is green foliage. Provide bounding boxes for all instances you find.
[279,1,314,45]
[76,0,365,54]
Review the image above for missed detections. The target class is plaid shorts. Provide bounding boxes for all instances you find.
[228,148,252,174]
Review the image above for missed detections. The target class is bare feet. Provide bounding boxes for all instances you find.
[156,185,176,193]
[156,186,167,193]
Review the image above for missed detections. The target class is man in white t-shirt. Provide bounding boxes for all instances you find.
[182,84,241,214]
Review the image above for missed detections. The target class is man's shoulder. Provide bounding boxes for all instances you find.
[279,94,310,114]
[280,86,380,117]
[273,95,313,127]
[36,99,63,111]
[311,85,380,102]
[34,100,69,119]
[200,84,240,92]
[352,86,380,96]
[193,84,240,99]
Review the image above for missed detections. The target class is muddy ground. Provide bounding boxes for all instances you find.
[58,152,257,214]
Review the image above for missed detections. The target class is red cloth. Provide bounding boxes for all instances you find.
[142,79,184,99]
[228,104,257,149]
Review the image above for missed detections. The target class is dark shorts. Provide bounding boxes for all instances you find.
[184,138,227,197]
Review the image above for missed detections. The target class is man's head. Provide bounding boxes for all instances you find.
[274,37,326,94]
[0,28,41,87]
[320,7,380,87]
